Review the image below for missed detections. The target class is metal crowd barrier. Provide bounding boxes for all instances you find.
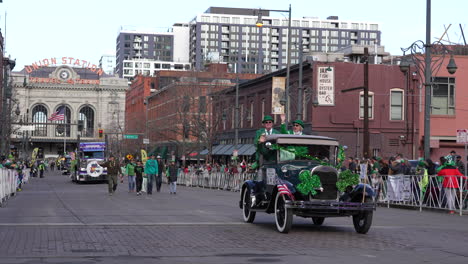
[0,167,30,207]
[0,168,18,207]
[371,174,467,215]
[176,171,467,215]
[177,171,255,191]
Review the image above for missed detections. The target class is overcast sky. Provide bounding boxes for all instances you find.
[1,0,466,70]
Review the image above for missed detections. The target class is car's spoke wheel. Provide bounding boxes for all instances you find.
[312,217,325,226]
[275,192,293,233]
[242,189,256,223]
[352,211,373,234]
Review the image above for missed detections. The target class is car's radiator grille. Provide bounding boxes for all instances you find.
[312,171,338,200]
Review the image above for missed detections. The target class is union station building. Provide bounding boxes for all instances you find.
[11,61,128,159]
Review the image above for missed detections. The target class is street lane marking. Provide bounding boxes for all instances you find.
[0,222,247,226]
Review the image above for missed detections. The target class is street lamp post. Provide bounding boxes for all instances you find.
[234,63,239,165]
[256,5,292,127]
[401,0,457,160]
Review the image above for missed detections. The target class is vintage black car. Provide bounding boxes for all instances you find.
[239,134,376,233]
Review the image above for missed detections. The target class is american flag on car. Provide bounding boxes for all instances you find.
[277,180,295,200]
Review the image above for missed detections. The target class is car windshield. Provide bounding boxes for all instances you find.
[277,144,335,165]
[82,151,104,159]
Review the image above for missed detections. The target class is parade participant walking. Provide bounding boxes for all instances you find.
[126,159,136,193]
[145,154,159,195]
[168,161,178,194]
[135,161,144,195]
[280,114,305,135]
[156,156,165,192]
[38,161,46,178]
[100,156,120,196]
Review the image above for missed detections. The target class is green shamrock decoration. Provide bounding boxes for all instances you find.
[296,170,322,196]
[336,169,359,192]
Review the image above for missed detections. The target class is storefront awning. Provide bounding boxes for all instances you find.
[209,144,256,156]
[199,149,209,155]
[238,144,256,156]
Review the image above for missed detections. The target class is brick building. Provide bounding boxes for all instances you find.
[213,60,417,161]
[414,48,468,160]
[124,63,260,158]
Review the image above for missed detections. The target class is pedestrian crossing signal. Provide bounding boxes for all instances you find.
[98,129,103,138]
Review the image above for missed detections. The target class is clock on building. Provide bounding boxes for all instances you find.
[58,68,72,81]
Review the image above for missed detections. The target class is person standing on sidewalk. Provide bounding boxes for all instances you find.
[437,156,465,214]
[168,161,178,194]
[100,156,120,196]
[145,154,159,195]
[156,156,165,192]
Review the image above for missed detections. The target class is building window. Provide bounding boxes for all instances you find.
[78,106,95,137]
[32,104,48,137]
[53,105,71,137]
[183,96,190,112]
[432,77,455,115]
[199,96,206,113]
[359,92,374,119]
[390,89,404,120]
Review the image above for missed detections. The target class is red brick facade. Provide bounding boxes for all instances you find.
[214,61,418,160]
[124,63,260,156]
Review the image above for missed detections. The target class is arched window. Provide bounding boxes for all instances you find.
[32,105,48,136]
[79,106,95,137]
[53,105,71,137]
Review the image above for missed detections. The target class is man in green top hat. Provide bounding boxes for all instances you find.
[280,114,305,135]
[252,115,280,169]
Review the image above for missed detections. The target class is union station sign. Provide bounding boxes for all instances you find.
[25,57,104,75]
[25,57,104,85]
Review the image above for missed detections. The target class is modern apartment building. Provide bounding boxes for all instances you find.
[115,23,190,79]
[99,54,116,75]
[189,7,381,74]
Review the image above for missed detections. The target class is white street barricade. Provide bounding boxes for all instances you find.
[0,168,18,207]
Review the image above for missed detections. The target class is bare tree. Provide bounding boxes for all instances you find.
[147,75,232,166]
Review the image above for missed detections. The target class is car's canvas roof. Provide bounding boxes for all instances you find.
[265,134,339,146]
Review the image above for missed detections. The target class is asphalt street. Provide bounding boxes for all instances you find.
[0,170,467,264]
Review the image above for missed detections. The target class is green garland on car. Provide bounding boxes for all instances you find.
[296,170,322,195]
[336,169,360,192]
[269,143,358,193]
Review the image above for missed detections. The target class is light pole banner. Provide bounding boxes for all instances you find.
[317,67,335,106]
[456,129,468,143]
[272,77,286,114]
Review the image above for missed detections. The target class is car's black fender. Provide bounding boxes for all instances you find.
[239,180,257,209]
[266,180,296,214]
[348,183,375,202]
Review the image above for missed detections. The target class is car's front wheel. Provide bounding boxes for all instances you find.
[275,192,293,233]
[312,217,325,226]
[242,188,256,223]
[352,211,373,234]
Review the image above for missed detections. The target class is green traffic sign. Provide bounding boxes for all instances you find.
[124,134,139,139]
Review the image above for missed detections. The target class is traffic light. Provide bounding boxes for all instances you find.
[98,129,103,138]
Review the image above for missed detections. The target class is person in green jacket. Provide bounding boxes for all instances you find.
[144,154,159,195]
[280,114,305,135]
[38,161,46,178]
[252,115,280,169]
[126,159,136,192]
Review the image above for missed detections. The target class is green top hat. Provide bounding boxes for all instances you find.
[262,115,274,123]
[293,119,304,128]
